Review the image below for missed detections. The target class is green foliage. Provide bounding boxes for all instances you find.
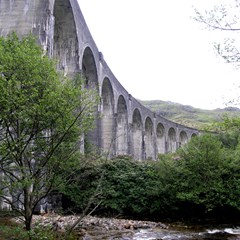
[51,115,240,220]
[176,134,240,212]
[63,134,240,220]
[60,157,154,216]
[213,115,240,149]
[0,222,76,240]
[0,225,29,240]
[151,154,180,214]
[0,33,98,230]
[60,155,103,213]
[99,158,156,215]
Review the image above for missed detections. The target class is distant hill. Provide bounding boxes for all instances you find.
[140,100,240,129]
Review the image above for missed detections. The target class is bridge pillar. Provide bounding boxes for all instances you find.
[0,0,199,160]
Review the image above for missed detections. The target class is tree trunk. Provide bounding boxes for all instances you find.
[24,188,33,231]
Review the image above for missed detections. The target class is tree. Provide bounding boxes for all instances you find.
[194,1,240,67]
[0,33,98,231]
[99,157,154,216]
[176,134,240,212]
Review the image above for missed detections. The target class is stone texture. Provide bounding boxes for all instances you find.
[0,0,199,160]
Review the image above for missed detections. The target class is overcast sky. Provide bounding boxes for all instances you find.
[78,0,240,110]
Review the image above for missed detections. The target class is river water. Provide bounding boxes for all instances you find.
[84,223,240,240]
[133,224,240,240]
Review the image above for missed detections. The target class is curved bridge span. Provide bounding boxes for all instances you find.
[0,0,198,160]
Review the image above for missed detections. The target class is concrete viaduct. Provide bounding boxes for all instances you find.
[0,0,199,160]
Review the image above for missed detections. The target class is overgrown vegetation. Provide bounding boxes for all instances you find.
[1,7,240,236]
[0,33,98,231]
[0,216,78,240]
[62,132,240,222]
[1,130,239,238]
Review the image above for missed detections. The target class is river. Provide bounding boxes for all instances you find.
[84,222,240,240]
[29,215,240,239]
[133,223,240,240]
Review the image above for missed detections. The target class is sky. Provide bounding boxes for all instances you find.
[78,0,240,110]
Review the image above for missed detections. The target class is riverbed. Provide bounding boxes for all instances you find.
[82,221,240,240]
[133,223,240,240]
[22,215,240,240]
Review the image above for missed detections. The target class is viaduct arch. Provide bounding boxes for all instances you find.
[0,0,199,160]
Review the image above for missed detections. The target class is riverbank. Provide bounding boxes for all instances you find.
[1,214,240,240]
[25,214,167,231]
[11,214,167,239]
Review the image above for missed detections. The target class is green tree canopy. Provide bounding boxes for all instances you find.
[176,134,240,212]
[0,33,98,230]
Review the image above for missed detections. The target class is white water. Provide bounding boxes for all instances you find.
[132,226,240,240]
[83,223,240,239]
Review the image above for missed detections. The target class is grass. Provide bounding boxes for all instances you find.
[141,100,240,129]
[0,216,78,240]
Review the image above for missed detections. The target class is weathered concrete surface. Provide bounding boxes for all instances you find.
[0,0,199,161]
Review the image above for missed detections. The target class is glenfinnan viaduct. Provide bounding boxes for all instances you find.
[0,0,198,160]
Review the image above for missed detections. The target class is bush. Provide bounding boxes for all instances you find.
[60,135,240,221]
[176,134,240,212]
[0,219,76,240]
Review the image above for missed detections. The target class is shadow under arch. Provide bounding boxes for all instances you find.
[101,77,115,157]
[191,133,197,138]
[53,0,79,76]
[116,95,128,156]
[167,127,177,153]
[156,122,165,154]
[179,130,188,147]
[144,117,155,160]
[82,46,100,152]
[132,108,143,160]
[82,46,99,88]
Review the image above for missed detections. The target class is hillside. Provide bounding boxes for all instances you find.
[141,100,240,129]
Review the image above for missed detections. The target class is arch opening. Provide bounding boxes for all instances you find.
[192,133,197,138]
[116,95,128,156]
[167,127,177,153]
[179,131,188,147]
[53,0,79,76]
[101,78,115,156]
[144,117,154,159]
[156,123,165,154]
[82,47,100,151]
[82,47,98,89]
[132,109,143,160]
